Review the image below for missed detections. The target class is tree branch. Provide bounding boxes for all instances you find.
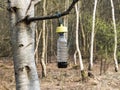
[26,0,79,23]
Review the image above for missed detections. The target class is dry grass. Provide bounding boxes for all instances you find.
[0,58,120,90]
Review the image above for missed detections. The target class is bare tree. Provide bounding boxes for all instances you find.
[41,0,47,77]
[89,0,98,71]
[35,27,39,64]
[75,2,87,81]
[110,0,119,72]
[8,0,41,90]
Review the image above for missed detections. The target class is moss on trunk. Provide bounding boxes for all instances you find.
[81,70,88,82]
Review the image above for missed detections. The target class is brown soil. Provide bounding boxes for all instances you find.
[0,57,120,90]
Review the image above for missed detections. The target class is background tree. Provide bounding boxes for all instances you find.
[75,2,87,81]
[41,0,47,77]
[110,0,119,72]
[89,0,98,71]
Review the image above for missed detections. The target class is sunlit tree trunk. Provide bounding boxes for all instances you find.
[110,0,119,72]
[41,0,47,77]
[34,29,42,63]
[8,0,40,90]
[89,0,98,71]
[75,3,87,81]
[35,26,39,64]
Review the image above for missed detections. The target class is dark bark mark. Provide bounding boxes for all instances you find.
[25,66,31,73]
[12,7,17,12]
[115,67,118,72]
[17,66,31,74]
[25,66,31,78]
[19,43,32,48]
[7,7,18,13]
[18,67,24,72]
[19,44,24,48]
[88,71,94,78]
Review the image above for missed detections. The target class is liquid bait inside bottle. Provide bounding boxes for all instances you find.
[57,33,68,68]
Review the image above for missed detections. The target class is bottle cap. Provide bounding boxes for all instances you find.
[56,24,67,33]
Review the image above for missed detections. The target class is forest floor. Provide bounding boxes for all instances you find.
[0,57,120,90]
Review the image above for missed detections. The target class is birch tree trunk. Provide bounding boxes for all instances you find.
[89,0,98,71]
[41,0,47,77]
[110,0,119,72]
[35,26,39,64]
[34,29,42,56]
[75,3,87,81]
[8,0,40,90]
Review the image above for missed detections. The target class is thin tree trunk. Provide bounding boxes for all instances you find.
[41,0,47,77]
[35,26,39,64]
[34,30,42,56]
[110,0,119,72]
[50,20,53,63]
[89,0,98,71]
[8,0,40,90]
[75,3,87,81]
[45,25,48,64]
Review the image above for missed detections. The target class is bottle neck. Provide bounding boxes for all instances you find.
[58,33,64,36]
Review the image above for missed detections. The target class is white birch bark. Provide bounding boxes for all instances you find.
[75,3,84,71]
[8,0,41,90]
[89,0,98,70]
[110,0,119,72]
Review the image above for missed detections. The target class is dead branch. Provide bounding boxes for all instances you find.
[20,0,79,24]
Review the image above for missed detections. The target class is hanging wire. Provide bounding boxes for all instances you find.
[56,12,64,26]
